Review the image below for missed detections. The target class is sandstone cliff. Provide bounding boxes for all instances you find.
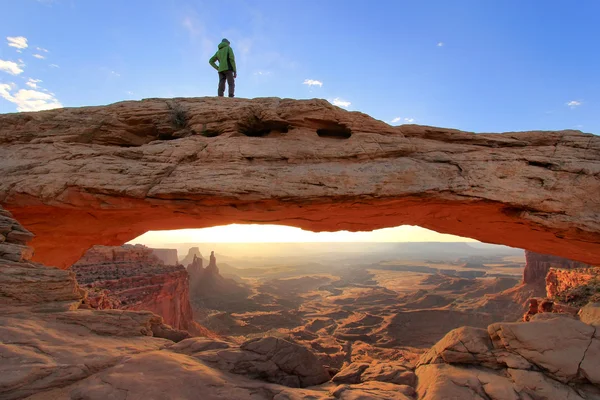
[0,98,599,268]
[72,244,206,335]
[524,250,592,284]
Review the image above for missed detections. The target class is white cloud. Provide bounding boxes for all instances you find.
[437,42,444,47]
[0,59,24,75]
[7,36,28,49]
[566,100,582,108]
[390,116,415,124]
[332,97,351,108]
[110,70,120,77]
[33,54,46,59]
[49,63,59,68]
[303,79,323,88]
[0,83,62,112]
[26,78,42,88]
[36,47,49,53]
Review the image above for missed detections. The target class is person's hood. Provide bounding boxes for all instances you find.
[218,42,229,49]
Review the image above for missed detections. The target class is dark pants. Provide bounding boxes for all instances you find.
[218,71,235,97]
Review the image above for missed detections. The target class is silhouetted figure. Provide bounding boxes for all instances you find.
[209,38,237,97]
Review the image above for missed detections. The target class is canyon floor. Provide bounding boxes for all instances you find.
[189,245,538,370]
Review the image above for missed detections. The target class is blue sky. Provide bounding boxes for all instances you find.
[0,0,598,133]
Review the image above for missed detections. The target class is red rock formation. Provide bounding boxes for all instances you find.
[523,250,592,284]
[151,248,179,265]
[0,98,599,268]
[546,267,600,299]
[72,244,207,335]
[522,297,579,321]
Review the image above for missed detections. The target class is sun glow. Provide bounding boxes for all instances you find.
[128,224,477,245]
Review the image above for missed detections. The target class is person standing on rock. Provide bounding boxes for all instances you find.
[209,38,237,98]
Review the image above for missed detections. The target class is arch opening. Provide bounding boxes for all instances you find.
[69,223,541,353]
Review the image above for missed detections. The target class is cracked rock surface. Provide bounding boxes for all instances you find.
[416,315,600,400]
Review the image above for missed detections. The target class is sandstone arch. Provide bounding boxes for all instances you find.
[0,97,598,268]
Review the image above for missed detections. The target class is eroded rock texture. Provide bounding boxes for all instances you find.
[71,244,205,335]
[0,98,599,267]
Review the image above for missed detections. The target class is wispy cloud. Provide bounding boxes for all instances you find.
[566,100,582,108]
[7,36,28,50]
[390,116,416,124]
[0,59,24,75]
[0,83,62,112]
[26,78,42,89]
[254,71,271,76]
[110,70,120,77]
[437,42,444,47]
[36,47,49,53]
[303,79,323,88]
[33,54,46,60]
[332,98,351,108]
[49,63,59,68]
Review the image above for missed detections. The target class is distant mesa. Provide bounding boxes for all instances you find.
[151,248,179,265]
[181,247,206,267]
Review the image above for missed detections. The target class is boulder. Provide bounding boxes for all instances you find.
[579,302,600,326]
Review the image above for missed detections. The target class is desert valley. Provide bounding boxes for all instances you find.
[1,97,599,399]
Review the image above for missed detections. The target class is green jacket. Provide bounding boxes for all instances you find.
[209,42,237,73]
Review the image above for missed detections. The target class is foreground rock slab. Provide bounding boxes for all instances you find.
[417,316,600,399]
[0,97,599,267]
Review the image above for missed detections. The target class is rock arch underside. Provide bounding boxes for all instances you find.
[0,97,599,267]
[1,97,600,400]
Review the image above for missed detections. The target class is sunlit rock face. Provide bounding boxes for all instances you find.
[0,97,599,268]
[71,244,206,335]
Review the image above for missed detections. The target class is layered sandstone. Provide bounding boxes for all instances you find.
[523,250,592,284]
[72,244,205,335]
[0,98,599,268]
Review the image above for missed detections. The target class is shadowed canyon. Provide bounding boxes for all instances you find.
[1,98,599,400]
